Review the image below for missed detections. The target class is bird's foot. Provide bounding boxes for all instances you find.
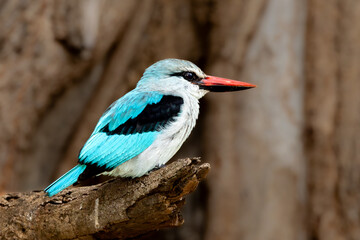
[150,164,166,172]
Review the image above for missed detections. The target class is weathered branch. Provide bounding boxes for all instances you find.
[0,158,210,240]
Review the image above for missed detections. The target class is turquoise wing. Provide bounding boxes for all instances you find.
[78,91,163,171]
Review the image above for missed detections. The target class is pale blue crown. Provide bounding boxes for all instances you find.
[137,59,203,87]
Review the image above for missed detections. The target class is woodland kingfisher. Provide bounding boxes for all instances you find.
[45,59,256,196]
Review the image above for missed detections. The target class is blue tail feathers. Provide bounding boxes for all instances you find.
[45,164,87,197]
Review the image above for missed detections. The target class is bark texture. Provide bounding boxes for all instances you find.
[0,158,209,240]
[306,1,360,240]
[203,1,307,239]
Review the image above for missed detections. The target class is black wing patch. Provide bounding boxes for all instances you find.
[100,95,184,135]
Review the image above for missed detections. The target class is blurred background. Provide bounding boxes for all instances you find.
[1,0,360,239]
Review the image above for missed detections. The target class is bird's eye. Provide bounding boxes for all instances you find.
[183,72,197,81]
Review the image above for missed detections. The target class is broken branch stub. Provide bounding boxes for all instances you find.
[0,158,210,240]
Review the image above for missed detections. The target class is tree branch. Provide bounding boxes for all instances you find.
[0,158,210,239]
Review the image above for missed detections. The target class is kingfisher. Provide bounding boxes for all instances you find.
[45,59,256,196]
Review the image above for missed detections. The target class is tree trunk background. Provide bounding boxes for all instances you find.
[0,1,359,240]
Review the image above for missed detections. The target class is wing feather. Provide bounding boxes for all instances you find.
[94,92,163,133]
[78,91,177,172]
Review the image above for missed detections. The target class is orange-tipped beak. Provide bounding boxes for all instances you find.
[196,75,257,92]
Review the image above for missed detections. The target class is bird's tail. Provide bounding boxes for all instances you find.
[45,164,87,197]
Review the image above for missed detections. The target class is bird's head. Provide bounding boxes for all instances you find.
[137,59,256,99]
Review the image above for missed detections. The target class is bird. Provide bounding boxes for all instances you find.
[45,59,256,196]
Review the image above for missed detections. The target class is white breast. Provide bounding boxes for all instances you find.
[103,94,200,177]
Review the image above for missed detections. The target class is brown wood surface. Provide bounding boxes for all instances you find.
[0,158,209,239]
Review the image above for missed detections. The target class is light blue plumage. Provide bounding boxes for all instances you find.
[45,59,256,197]
[80,91,163,167]
[45,165,87,197]
[93,91,163,133]
[46,92,163,196]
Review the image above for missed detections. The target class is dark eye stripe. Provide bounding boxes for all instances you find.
[170,71,200,82]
